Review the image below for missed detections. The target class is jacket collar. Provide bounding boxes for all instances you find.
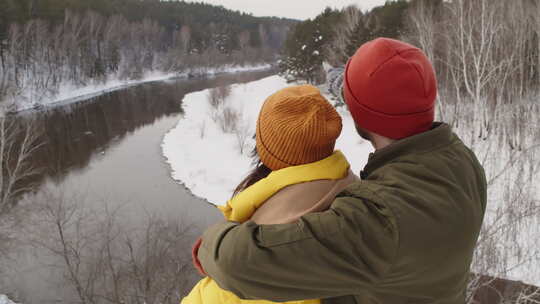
[361,123,454,179]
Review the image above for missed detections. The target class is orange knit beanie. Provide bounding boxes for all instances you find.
[256,85,342,171]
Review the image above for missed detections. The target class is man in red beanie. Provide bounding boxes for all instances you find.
[193,38,487,304]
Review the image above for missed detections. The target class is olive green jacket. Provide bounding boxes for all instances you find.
[198,123,487,304]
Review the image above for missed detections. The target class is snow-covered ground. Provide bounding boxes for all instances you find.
[0,295,16,304]
[161,74,540,286]
[9,64,272,114]
[161,74,371,205]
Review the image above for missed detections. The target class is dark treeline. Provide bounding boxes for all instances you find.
[0,0,294,52]
[279,0,409,83]
[0,0,295,110]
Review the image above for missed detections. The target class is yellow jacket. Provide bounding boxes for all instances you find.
[182,151,354,304]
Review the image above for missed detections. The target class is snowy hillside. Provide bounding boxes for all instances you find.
[0,295,16,304]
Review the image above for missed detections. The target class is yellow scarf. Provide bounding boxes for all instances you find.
[219,150,349,222]
[182,151,349,304]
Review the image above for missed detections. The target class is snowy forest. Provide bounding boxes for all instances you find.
[281,0,540,302]
[1,0,540,303]
[0,0,294,111]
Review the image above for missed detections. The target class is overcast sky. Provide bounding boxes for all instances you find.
[185,0,389,20]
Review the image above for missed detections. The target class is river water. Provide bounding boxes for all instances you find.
[0,70,275,303]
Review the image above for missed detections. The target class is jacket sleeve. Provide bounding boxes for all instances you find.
[198,194,399,302]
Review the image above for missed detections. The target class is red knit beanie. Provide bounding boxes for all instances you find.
[343,38,437,139]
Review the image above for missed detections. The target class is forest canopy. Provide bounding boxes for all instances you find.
[0,0,296,109]
[279,0,410,83]
[0,0,296,52]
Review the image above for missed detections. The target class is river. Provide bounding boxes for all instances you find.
[0,70,275,303]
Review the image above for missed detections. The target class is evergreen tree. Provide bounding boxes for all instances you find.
[280,1,411,83]
[280,8,340,83]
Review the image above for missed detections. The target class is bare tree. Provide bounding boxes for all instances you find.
[30,191,196,304]
[0,8,279,108]
[234,121,251,155]
[0,118,42,216]
[466,138,540,304]
[515,285,540,304]
[216,107,240,134]
[179,25,192,55]
[405,0,438,64]
[208,85,231,109]
[325,5,365,66]
[404,1,540,302]
[534,2,540,89]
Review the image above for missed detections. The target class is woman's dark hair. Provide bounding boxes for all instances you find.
[232,143,272,198]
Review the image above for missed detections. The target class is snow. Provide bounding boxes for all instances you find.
[161,75,372,205]
[301,45,307,50]
[9,64,272,114]
[0,295,16,304]
[313,50,320,55]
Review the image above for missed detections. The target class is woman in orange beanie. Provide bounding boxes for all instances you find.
[183,85,357,304]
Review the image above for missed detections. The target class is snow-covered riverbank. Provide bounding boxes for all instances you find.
[0,295,16,304]
[8,64,272,114]
[161,75,373,205]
